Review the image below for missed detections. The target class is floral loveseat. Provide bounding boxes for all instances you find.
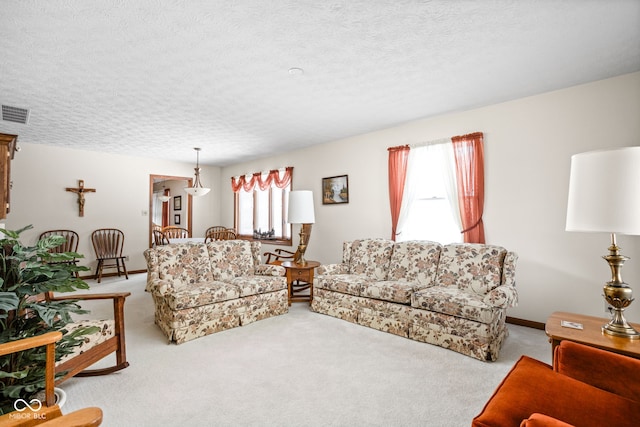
[311,239,518,361]
[144,240,288,344]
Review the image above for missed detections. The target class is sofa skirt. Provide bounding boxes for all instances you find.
[152,288,288,344]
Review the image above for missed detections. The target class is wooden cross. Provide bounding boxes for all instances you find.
[65,179,96,217]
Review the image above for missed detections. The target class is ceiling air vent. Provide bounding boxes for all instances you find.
[2,105,30,124]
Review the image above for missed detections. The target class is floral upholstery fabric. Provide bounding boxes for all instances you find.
[411,286,499,324]
[57,319,114,365]
[348,239,395,280]
[151,243,214,289]
[435,244,507,295]
[360,280,415,304]
[228,275,287,297]
[206,240,255,280]
[315,273,368,296]
[144,240,288,344]
[163,280,240,310]
[312,240,518,361]
[387,240,442,287]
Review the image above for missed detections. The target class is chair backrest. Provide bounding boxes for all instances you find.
[205,226,227,238]
[205,228,237,242]
[153,229,169,246]
[92,228,125,259]
[162,226,189,239]
[39,229,79,254]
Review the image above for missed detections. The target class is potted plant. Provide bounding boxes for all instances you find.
[0,225,97,415]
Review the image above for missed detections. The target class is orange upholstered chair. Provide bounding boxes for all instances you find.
[472,340,640,427]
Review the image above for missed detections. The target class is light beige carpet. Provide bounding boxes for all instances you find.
[60,274,551,427]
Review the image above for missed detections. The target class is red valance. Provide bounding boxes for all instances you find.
[231,167,293,192]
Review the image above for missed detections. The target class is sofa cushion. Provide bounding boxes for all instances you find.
[228,275,287,297]
[411,286,498,323]
[57,319,115,365]
[360,280,415,304]
[387,240,442,286]
[206,240,255,281]
[472,355,640,427]
[348,239,394,280]
[164,280,240,310]
[316,274,369,296]
[435,244,506,295]
[154,243,214,288]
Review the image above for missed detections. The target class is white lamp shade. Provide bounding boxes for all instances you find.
[184,186,211,196]
[288,190,315,224]
[566,146,640,235]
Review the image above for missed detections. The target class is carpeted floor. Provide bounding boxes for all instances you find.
[60,274,551,427]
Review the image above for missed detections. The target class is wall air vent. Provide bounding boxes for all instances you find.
[2,105,30,124]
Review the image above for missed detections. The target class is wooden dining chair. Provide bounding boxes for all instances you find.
[153,229,169,246]
[38,230,80,277]
[91,228,128,283]
[162,226,189,239]
[0,331,103,426]
[205,226,227,238]
[205,228,237,242]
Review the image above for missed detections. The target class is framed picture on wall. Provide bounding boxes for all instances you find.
[174,214,180,225]
[173,195,182,211]
[322,175,349,204]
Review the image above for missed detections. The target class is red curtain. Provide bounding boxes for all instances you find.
[387,145,410,241]
[452,132,485,243]
[231,167,293,192]
[162,189,170,228]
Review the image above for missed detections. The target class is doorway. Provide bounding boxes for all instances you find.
[149,174,193,247]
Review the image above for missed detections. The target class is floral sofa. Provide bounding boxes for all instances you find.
[311,239,518,361]
[144,240,288,344]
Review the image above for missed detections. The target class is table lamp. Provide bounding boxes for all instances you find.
[566,146,640,339]
[288,190,315,265]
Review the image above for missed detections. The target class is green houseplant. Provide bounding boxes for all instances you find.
[0,225,97,415]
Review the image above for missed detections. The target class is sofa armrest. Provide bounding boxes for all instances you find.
[483,285,518,308]
[255,264,286,276]
[317,263,348,275]
[145,278,177,296]
[501,251,518,288]
[520,413,575,427]
[554,340,640,402]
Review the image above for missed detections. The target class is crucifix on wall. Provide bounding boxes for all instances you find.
[65,179,96,217]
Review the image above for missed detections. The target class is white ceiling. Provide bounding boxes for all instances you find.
[1,1,639,166]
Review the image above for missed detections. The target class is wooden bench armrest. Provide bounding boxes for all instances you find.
[48,292,131,301]
[0,331,62,356]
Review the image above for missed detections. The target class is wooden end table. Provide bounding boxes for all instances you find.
[281,261,320,306]
[545,311,640,361]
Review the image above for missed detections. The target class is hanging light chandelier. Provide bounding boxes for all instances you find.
[158,182,171,202]
[184,147,211,196]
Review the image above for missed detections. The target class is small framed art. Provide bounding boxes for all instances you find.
[322,175,349,204]
[174,214,181,225]
[173,195,182,211]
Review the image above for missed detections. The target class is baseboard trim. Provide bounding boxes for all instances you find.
[506,316,545,330]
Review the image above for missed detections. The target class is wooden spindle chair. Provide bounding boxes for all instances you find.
[91,228,128,283]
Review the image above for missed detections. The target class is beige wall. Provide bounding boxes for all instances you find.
[221,72,640,324]
[4,145,222,272]
[3,72,639,325]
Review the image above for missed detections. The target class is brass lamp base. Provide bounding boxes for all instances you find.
[293,224,312,266]
[601,234,639,339]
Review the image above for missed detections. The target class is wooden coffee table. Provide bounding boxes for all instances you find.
[545,311,640,360]
[281,261,320,306]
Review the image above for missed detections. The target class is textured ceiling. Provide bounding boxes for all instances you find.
[1,0,639,166]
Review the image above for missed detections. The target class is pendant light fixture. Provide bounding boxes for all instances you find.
[158,182,171,202]
[184,147,211,196]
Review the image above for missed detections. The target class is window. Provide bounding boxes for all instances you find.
[396,143,462,244]
[398,151,461,243]
[232,168,293,243]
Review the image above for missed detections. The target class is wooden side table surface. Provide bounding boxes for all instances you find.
[281,261,320,306]
[545,311,640,360]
